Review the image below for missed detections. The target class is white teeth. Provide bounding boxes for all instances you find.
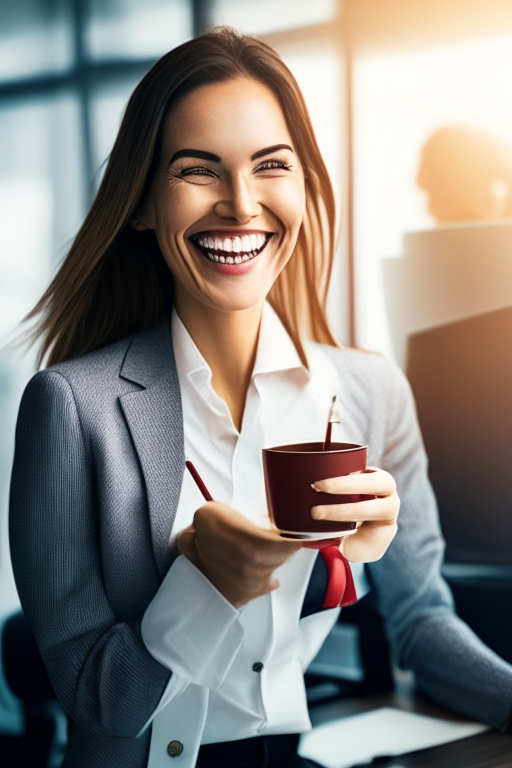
[196,232,268,263]
[198,234,267,249]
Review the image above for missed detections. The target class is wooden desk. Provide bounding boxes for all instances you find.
[309,678,512,768]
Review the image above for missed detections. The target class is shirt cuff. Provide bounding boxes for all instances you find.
[141,555,245,689]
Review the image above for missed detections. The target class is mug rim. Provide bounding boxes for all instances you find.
[263,440,368,455]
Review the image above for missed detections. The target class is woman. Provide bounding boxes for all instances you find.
[9,27,512,768]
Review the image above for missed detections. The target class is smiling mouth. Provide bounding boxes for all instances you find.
[189,231,273,265]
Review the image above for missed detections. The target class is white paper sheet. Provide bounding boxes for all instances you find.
[298,707,490,768]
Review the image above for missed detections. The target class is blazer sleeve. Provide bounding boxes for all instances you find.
[366,358,512,731]
[9,370,171,739]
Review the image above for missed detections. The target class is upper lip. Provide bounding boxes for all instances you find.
[189,229,274,238]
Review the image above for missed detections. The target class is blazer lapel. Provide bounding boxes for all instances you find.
[119,319,185,579]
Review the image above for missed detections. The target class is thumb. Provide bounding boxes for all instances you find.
[177,525,197,562]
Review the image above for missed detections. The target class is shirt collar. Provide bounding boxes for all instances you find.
[171,303,309,384]
[252,303,309,381]
[171,307,211,382]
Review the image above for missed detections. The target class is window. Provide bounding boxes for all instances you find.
[211,0,338,36]
[351,13,512,364]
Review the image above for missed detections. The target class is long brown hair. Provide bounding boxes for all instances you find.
[27,26,339,368]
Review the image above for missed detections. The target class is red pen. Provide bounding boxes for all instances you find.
[185,460,213,502]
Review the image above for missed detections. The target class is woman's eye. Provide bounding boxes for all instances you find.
[179,166,216,178]
[255,160,292,173]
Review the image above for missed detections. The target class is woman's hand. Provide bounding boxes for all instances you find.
[177,502,302,609]
[311,468,400,562]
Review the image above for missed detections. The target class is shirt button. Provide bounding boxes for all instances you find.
[167,740,184,758]
[252,661,264,673]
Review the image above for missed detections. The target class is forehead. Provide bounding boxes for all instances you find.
[162,77,294,158]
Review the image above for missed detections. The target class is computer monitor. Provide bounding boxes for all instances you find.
[406,305,512,562]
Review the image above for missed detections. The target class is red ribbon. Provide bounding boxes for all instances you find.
[320,545,357,608]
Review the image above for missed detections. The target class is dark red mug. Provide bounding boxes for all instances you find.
[262,441,368,537]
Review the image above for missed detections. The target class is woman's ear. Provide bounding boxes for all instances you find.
[129,215,148,231]
[130,202,156,231]
[132,177,159,230]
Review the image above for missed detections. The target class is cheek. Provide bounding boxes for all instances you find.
[269,178,306,233]
[155,184,213,238]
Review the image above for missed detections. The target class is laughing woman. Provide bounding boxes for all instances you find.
[9,27,512,768]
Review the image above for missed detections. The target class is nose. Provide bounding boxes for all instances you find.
[213,174,260,223]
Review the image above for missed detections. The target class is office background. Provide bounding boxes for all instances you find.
[1,0,512,755]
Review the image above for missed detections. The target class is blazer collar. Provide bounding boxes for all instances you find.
[119,318,185,579]
[119,318,172,388]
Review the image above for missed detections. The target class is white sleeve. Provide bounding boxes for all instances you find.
[141,554,245,689]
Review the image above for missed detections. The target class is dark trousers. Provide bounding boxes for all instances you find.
[195,733,322,767]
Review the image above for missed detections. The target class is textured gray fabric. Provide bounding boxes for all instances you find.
[10,322,180,767]
[9,322,512,767]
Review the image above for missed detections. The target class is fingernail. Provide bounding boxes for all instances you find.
[311,483,320,492]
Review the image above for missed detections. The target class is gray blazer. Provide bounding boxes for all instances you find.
[9,319,512,767]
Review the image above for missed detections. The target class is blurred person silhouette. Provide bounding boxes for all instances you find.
[383,125,512,366]
[416,125,512,223]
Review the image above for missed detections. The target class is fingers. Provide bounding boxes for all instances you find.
[194,501,302,561]
[177,501,298,608]
[312,490,400,522]
[312,467,396,497]
[341,520,398,563]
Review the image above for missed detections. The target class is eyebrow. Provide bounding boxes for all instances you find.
[168,144,294,166]
[169,149,220,165]
[250,144,294,160]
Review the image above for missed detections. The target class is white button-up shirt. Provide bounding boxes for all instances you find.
[141,303,367,767]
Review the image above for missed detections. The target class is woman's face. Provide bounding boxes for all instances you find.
[139,77,305,314]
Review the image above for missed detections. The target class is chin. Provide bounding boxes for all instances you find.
[199,289,270,314]
[191,263,284,315]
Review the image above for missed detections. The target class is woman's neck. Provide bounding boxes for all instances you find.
[174,291,263,432]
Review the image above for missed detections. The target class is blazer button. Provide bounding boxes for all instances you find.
[252,661,264,673]
[167,740,184,758]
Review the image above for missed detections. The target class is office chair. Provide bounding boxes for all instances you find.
[1,610,60,767]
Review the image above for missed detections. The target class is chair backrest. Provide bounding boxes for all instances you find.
[406,305,512,562]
